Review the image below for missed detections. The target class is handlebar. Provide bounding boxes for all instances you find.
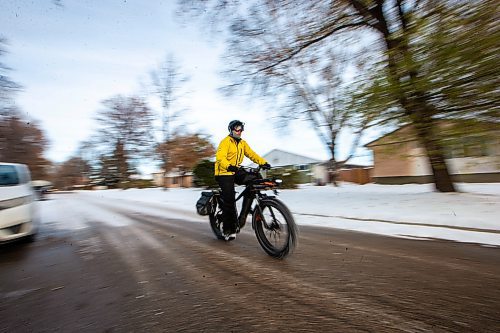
[236,165,281,190]
[239,164,270,173]
[238,166,263,174]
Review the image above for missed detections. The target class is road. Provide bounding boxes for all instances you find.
[1,193,499,333]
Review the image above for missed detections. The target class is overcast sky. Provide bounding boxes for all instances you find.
[1,0,374,172]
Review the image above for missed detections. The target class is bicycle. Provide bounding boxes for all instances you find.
[201,166,298,259]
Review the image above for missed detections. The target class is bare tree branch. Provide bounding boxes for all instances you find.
[254,20,368,74]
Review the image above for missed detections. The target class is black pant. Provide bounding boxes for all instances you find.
[215,175,238,234]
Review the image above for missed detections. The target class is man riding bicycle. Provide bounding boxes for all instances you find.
[215,120,271,241]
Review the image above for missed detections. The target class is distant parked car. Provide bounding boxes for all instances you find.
[32,179,53,200]
[0,162,39,243]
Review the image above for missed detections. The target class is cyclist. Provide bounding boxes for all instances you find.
[215,120,271,241]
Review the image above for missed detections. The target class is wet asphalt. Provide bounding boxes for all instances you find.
[1,193,499,332]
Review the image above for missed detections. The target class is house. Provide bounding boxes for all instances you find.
[152,169,193,188]
[365,124,500,184]
[262,149,322,183]
[262,149,373,184]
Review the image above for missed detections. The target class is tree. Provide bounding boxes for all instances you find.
[75,139,99,180]
[352,0,500,176]
[246,47,372,185]
[157,133,215,174]
[0,107,50,179]
[151,54,189,182]
[0,38,21,104]
[179,0,500,192]
[401,1,498,122]
[94,95,155,185]
[1,39,50,179]
[52,156,90,190]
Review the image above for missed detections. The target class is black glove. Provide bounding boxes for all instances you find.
[227,165,239,172]
[261,163,271,170]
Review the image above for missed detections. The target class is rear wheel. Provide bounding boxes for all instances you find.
[253,198,298,259]
[209,197,225,240]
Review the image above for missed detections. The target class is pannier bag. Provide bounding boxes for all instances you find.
[196,191,213,216]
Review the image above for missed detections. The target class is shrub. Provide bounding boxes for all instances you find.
[118,179,156,189]
[193,160,218,188]
[267,168,300,189]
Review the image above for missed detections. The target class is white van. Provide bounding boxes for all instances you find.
[0,162,39,243]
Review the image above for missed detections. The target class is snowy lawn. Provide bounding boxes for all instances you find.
[72,183,500,247]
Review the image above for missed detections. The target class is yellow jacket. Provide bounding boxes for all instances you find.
[215,136,267,176]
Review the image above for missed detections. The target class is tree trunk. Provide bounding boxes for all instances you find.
[412,115,456,192]
[328,140,339,186]
[328,159,339,186]
[160,145,169,190]
[115,140,129,186]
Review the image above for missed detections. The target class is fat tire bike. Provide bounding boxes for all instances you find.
[206,166,298,259]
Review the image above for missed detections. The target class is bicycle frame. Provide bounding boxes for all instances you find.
[214,166,277,231]
[235,186,272,229]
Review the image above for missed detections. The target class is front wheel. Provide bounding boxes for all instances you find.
[253,198,298,259]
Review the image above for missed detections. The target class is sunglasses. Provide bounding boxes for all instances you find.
[233,128,243,133]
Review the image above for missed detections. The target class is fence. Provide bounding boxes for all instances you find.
[339,168,373,185]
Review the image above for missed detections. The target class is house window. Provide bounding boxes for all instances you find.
[446,143,465,159]
[444,136,490,158]
[295,164,309,171]
[464,137,488,157]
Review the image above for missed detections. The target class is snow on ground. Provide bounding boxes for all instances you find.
[38,194,136,232]
[45,183,500,247]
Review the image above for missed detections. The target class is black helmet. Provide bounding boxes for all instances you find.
[228,120,245,132]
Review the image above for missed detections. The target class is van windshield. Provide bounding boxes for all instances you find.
[0,165,20,186]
